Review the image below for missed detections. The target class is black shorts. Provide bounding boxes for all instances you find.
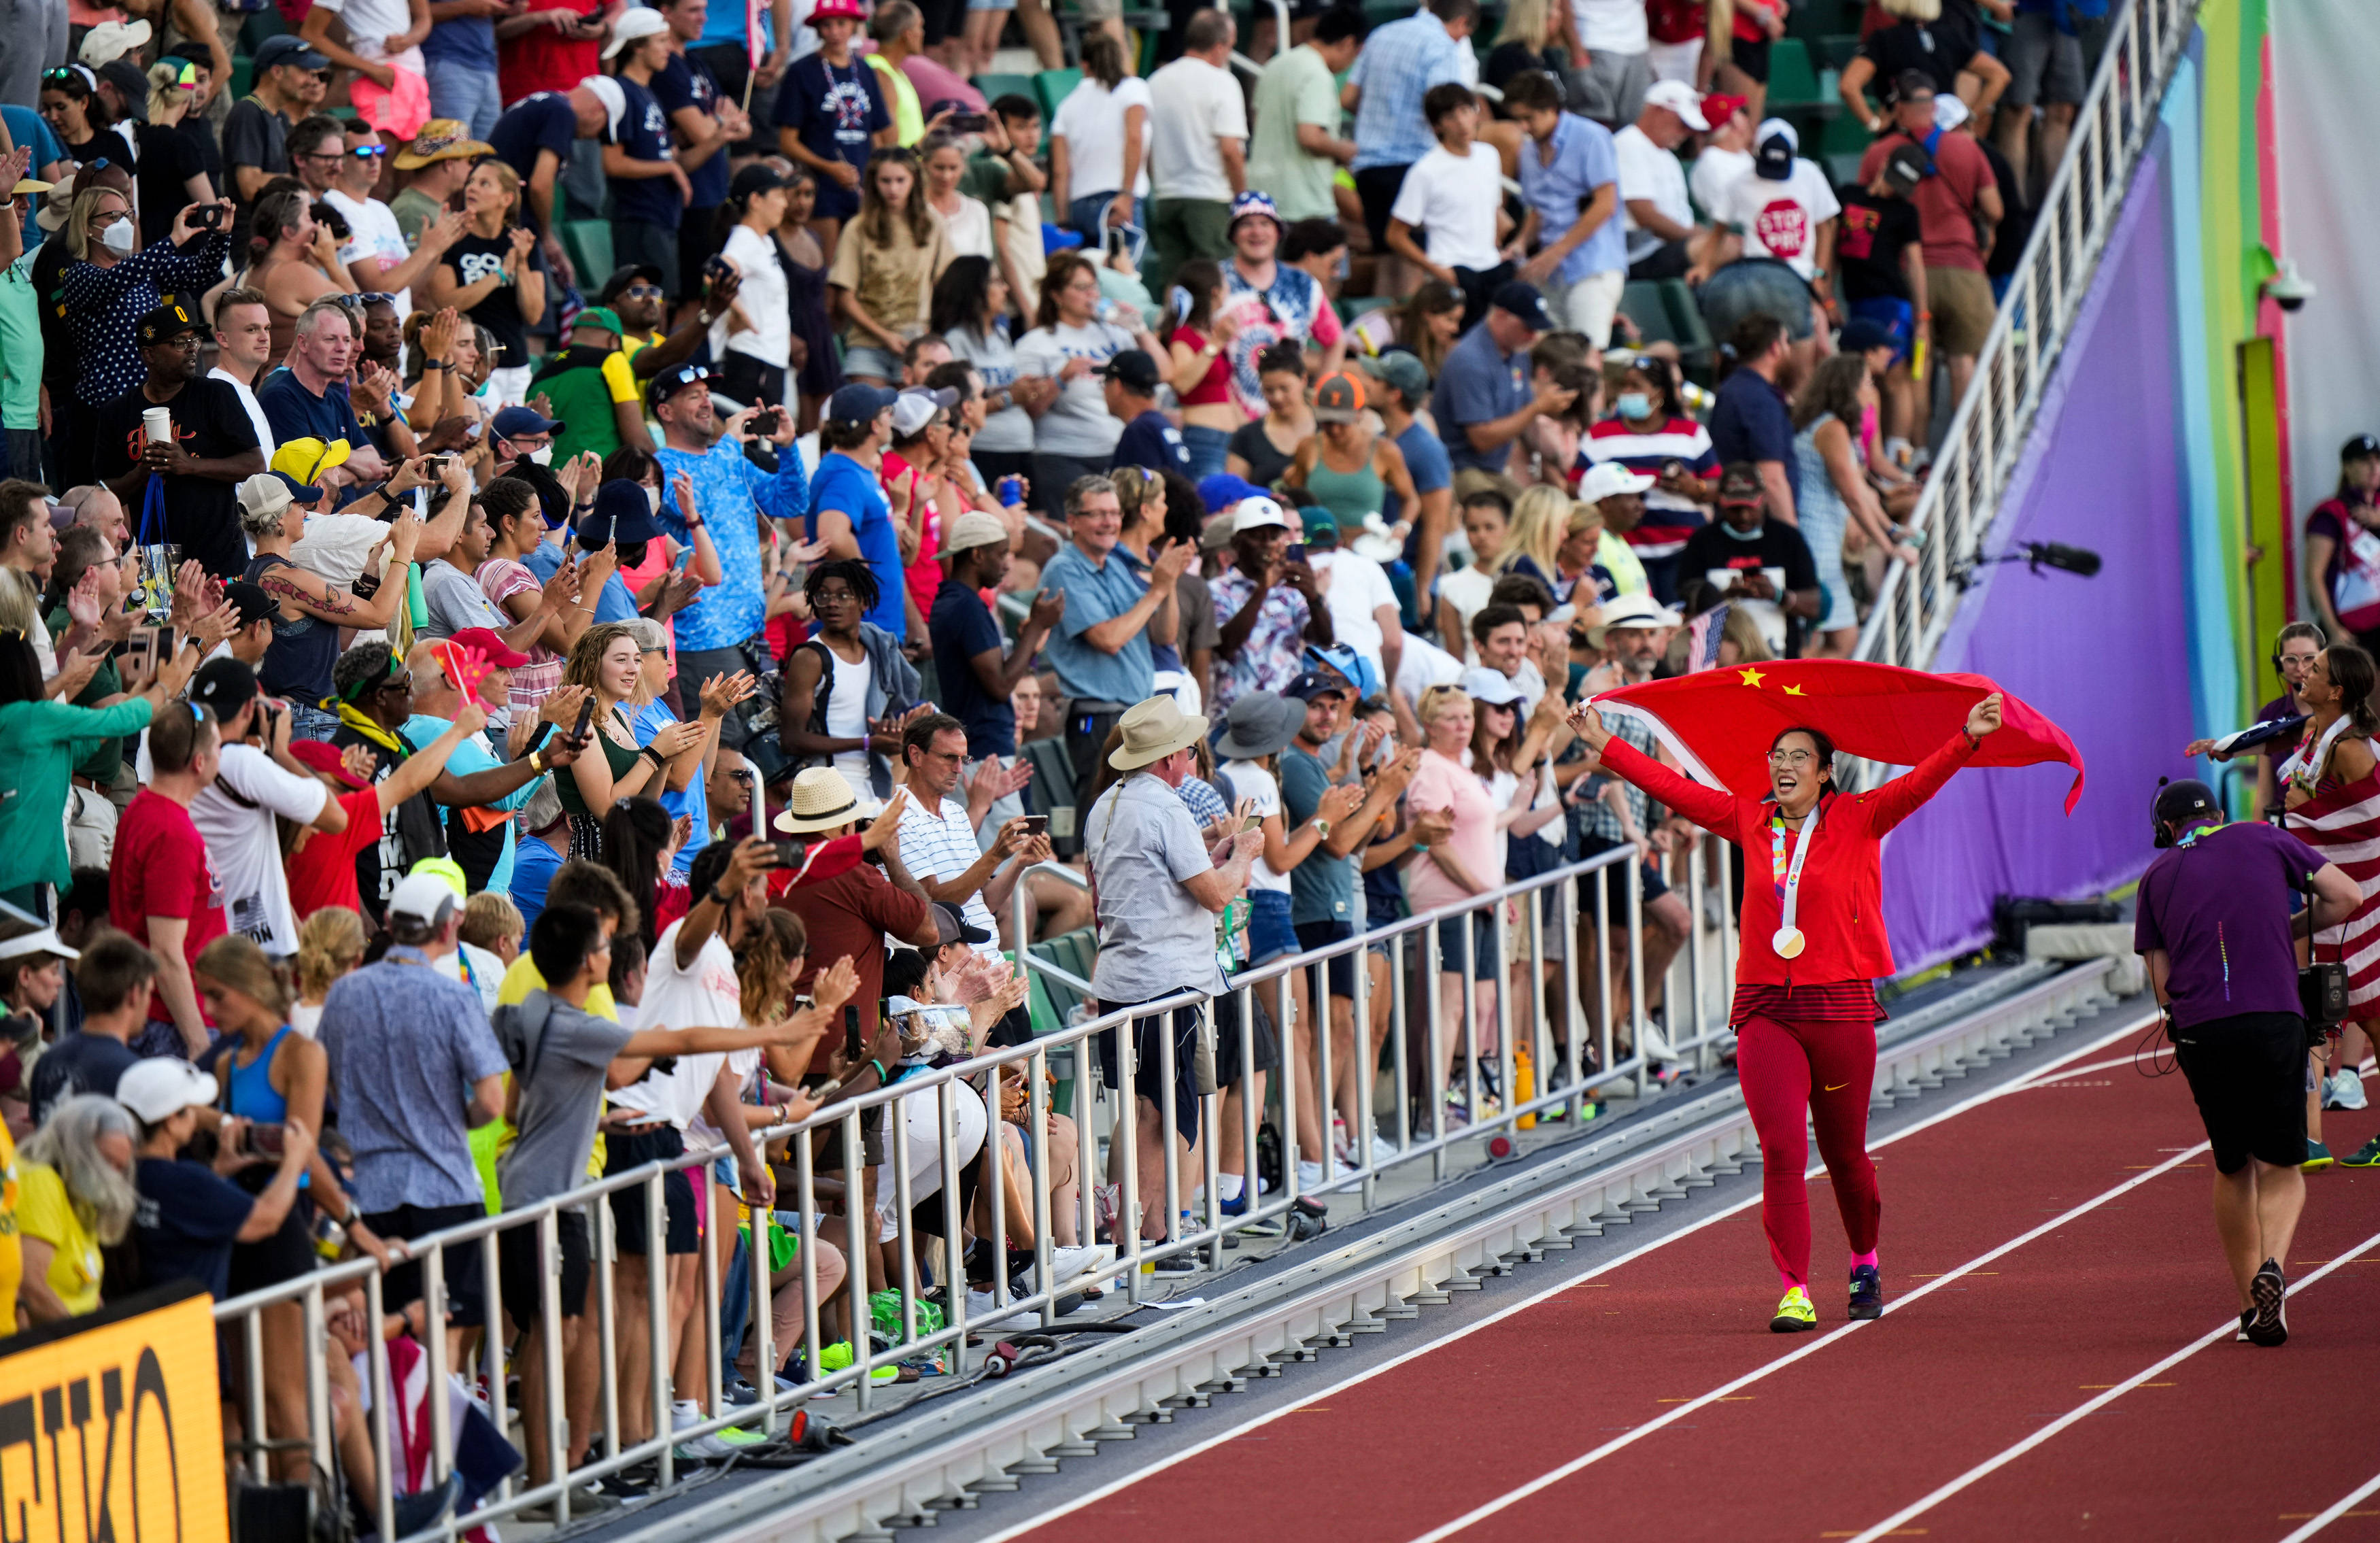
[1211,978,1280,1084]
[1354,164,1411,250]
[364,1201,490,1327]
[1729,34,1771,83]
[1578,833,1671,919]
[605,1125,700,1256]
[2171,1011,2309,1174]
[1295,918,1357,1000]
[810,1100,885,1170]
[228,1196,317,1296]
[676,214,725,305]
[1095,996,1206,1144]
[496,1208,592,1329]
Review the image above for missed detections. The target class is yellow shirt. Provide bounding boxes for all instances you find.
[18,1162,101,1317]
[0,1122,23,1328]
[864,52,924,146]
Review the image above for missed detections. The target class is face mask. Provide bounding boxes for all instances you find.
[100,218,134,255]
[1720,518,1764,541]
[527,446,554,467]
[1615,392,1651,420]
[644,484,662,513]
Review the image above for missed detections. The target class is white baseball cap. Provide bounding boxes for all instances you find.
[388,870,462,931]
[1643,80,1711,133]
[1577,460,1656,504]
[117,1057,219,1125]
[577,75,628,140]
[602,5,670,57]
[1230,496,1290,535]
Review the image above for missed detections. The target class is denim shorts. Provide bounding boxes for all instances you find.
[1246,888,1297,966]
[842,342,902,381]
[1433,911,1501,977]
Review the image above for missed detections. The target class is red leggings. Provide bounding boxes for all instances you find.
[1736,1015,1882,1287]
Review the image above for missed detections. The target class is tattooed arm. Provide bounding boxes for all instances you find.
[259,515,420,630]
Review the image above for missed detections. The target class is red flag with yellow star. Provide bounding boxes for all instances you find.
[1591,659,2086,813]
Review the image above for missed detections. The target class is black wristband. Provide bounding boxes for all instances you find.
[707,883,733,907]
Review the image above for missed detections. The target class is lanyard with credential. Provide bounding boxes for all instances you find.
[1769,799,1822,960]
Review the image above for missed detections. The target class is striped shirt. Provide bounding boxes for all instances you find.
[897,792,1002,956]
[1578,416,1719,561]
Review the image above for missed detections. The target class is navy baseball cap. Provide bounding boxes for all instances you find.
[1491,282,1554,333]
[1285,670,1352,702]
[1839,316,1895,355]
[826,383,898,423]
[252,33,329,72]
[492,403,563,439]
[645,362,712,408]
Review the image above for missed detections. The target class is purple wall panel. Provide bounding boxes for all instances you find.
[1877,150,2196,970]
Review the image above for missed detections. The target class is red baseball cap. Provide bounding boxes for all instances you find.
[812,0,863,18]
[447,628,532,668]
[288,739,369,790]
[1701,92,1748,127]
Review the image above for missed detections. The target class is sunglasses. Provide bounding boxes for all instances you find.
[349,144,388,158]
[620,282,662,296]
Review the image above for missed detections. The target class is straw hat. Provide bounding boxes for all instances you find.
[773,767,876,834]
[1108,696,1210,770]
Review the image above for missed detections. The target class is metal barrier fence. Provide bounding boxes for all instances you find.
[212,832,1741,1541]
[1847,0,2198,753]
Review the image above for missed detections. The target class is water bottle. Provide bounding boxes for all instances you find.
[998,475,1024,508]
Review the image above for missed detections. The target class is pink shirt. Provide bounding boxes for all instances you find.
[1405,747,1500,913]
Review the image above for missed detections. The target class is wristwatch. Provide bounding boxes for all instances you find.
[1312,817,1333,839]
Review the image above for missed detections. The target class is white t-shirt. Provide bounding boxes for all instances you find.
[932,194,995,260]
[1218,759,1291,892]
[209,367,275,465]
[898,793,1002,957]
[1013,319,1137,458]
[1310,549,1398,677]
[716,222,791,368]
[1394,628,1465,708]
[309,0,424,70]
[1146,55,1248,203]
[1389,141,1506,272]
[1615,124,1693,266]
[822,644,872,800]
[1711,160,1842,279]
[134,741,327,957]
[1571,0,1648,52]
[606,918,742,1129]
[1688,145,1753,220]
[1051,76,1154,201]
[323,190,415,317]
[1435,565,1495,663]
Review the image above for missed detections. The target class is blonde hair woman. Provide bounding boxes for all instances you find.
[292,907,367,1038]
[421,158,545,404]
[556,623,707,859]
[1404,684,1505,1119]
[17,1096,139,1322]
[1497,486,1612,616]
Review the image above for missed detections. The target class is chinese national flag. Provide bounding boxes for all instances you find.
[1591,660,2086,814]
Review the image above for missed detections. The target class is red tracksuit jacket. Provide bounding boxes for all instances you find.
[1599,732,1978,987]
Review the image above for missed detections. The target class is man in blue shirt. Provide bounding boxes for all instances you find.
[606,8,694,297]
[256,300,391,481]
[1505,72,1627,348]
[1429,282,1572,477]
[1708,312,1799,522]
[804,382,906,638]
[651,360,810,748]
[653,0,744,291]
[1042,474,1192,809]
[1103,351,1190,475]
[1346,0,1477,292]
[932,509,1064,760]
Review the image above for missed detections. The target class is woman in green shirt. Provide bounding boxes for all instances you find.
[0,598,205,902]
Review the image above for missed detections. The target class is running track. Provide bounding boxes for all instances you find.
[983,1028,2380,1542]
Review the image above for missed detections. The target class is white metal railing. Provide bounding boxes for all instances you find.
[1847,0,2197,751]
[210,829,1741,1541]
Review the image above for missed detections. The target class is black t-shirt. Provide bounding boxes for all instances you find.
[132,1157,254,1301]
[27,1031,139,1129]
[442,229,545,373]
[1483,42,1563,98]
[1975,135,2032,277]
[220,96,292,249]
[95,376,261,579]
[1859,21,1964,101]
[32,240,76,391]
[1834,188,1923,303]
[1676,519,1820,655]
[928,577,1014,758]
[125,123,205,245]
[179,112,224,194]
[330,725,449,925]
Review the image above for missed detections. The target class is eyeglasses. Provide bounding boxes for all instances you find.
[299,149,343,163]
[310,69,335,82]
[621,283,662,297]
[1767,749,1816,767]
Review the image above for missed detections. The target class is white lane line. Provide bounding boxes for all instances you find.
[974,1008,2158,1543]
[2016,1052,2149,1084]
[2277,1469,2380,1543]
[1842,1227,2380,1543]
[1402,1136,2209,1543]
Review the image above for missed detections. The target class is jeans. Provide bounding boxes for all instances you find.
[288,702,342,743]
[424,55,502,140]
[1068,191,1144,244]
[1179,423,1231,481]
[0,427,41,485]
[675,637,777,756]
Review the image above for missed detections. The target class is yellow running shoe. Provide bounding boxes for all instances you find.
[1770,1285,1818,1333]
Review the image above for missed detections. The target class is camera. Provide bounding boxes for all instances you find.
[2266,259,2315,313]
[192,203,224,231]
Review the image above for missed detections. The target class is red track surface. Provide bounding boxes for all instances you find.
[1002,1045,2380,1543]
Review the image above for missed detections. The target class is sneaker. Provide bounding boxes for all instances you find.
[1141,1249,1200,1275]
[2302,1139,2335,1172]
[673,1422,777,1461]
[514,1482,626,1521]
[1296,1157,1355,1195]
[1770,1285,1818,1333]
[2328,1071,2369,1110]
[2246,1259,2289,1346]
[2235,1308,2254,1344]
[2341,1135,2380,1168]
[963,1287,1037,1333]
[1848,1264,1884,1321]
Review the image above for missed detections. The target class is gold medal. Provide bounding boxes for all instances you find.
[1772,926,1806,959]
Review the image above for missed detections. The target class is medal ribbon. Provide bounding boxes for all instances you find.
[1771,800,1822,943]
[2279,713,2352,797]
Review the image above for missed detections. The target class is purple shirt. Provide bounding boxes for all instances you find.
[2135,821,2324,1030]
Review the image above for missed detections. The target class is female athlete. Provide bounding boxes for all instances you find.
[1569,690,2005,1331]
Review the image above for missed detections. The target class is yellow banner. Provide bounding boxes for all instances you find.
[0,1285,227,1543]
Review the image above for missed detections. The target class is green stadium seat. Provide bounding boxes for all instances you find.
[1819,32,1863,69]
[1819,108,1875,158]
[1032,67,1082,119]
[562,220,614,288]
[1763,38,1823,107]
[1656,277,1714,354]
[1362,0,1416,27]
[1618,280,1681,347]
[228,55,253,101]
[972,73,1036,109]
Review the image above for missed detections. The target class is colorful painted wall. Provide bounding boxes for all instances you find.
[1876,0,2286,971]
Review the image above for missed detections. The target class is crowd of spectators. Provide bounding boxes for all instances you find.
[0,0,2107,1520]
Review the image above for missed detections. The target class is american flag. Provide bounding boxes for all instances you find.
[1682,603,1730,674]
[2279,778,2380,1011]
